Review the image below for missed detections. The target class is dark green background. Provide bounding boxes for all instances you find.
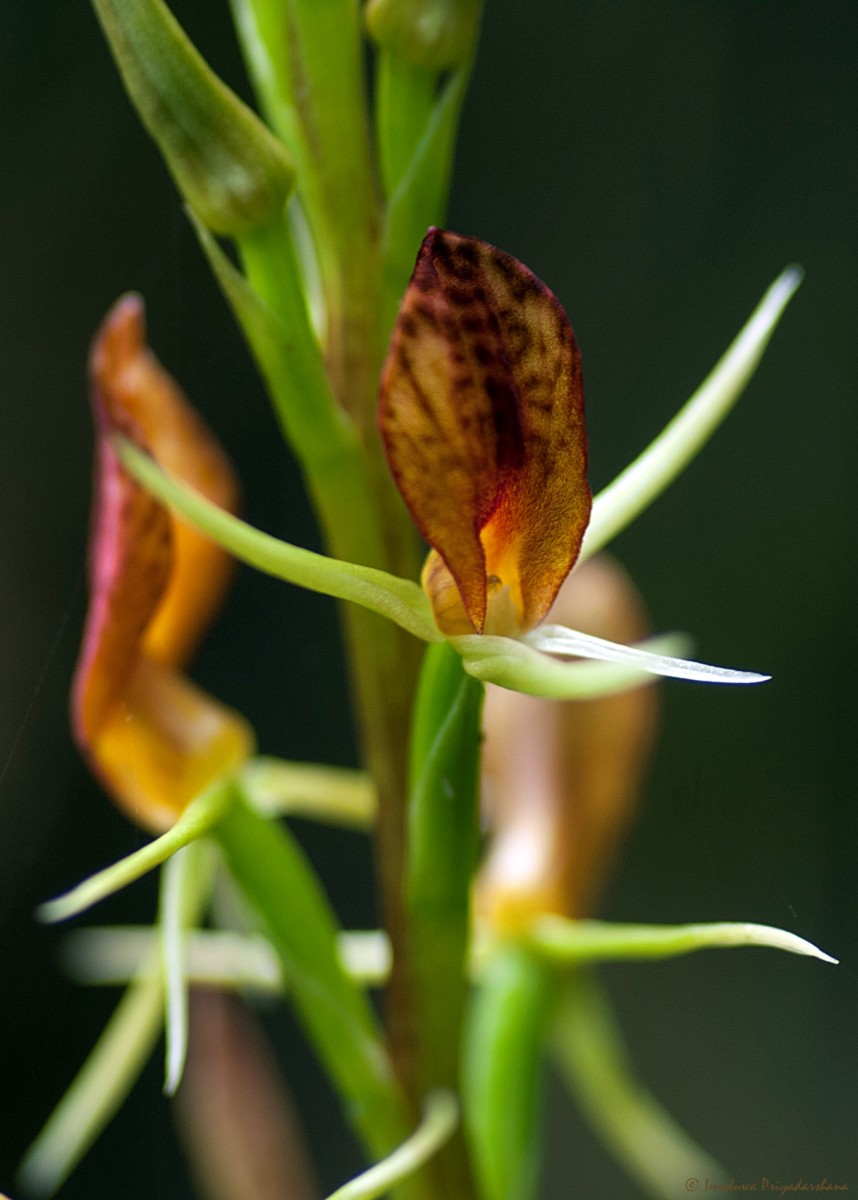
[1,3,855,1197]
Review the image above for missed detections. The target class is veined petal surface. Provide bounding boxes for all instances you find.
[379,228,590,634]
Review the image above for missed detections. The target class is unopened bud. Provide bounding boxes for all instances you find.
[92,0,294,236]
[477,556,659,933]
[365,0,482,70]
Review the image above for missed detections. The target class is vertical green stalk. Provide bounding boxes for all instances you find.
[229,0,381,434]
[213,786,412,1164]
[406,641,484,1198]
[552,970,725,1199]
[463,947,556,1200]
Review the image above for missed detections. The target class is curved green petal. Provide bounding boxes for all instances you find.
[581,267,803,560]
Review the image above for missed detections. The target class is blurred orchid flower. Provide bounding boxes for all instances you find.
[477,555,658,933]
[72,295,253,832]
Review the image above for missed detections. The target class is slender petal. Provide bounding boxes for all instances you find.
[581,266,803,561]
[525,625,769,685]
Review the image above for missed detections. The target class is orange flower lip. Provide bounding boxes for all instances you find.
[378,228,592,637]
[72,295,252,831]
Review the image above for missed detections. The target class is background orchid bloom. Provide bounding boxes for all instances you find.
[477,555,658,933]
[379,227,591,638]
[71,295,253,832]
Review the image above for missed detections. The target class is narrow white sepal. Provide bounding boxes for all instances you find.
[526,624,770,685]
[580,265,803,561]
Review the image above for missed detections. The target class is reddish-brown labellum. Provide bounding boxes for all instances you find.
[378,228,591,636]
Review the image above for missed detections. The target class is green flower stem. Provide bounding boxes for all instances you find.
[379,61,474,344]
[229,0,380,432]
[376,53,439,201]
[552,970,725,1199]
[463,946,556,1200]
[405,641,484,1198]
[211,785,416,1170]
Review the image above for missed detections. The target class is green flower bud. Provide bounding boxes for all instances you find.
[365,0,482,70]
[92,0,294,236]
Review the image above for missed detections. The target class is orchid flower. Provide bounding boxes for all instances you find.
[377,228,769,694]
[72,295,253,832]
[113,229,800,704]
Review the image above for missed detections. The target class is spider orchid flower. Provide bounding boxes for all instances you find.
[378,228,772,694]
[72,295,253,832]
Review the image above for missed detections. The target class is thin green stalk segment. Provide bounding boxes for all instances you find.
[380,61,474,343]
[462,946,556,1200]
[212,788,411,1162]
[113,438,439,643]
[407,642,484,1095]
[376,52,439,202]
[38,775,233,924]
[404,642,484,1199]
[552,970,725,1199]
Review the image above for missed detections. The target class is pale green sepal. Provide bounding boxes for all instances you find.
[526,625,769,686]
[115,438,441,643]
[159,840,215,1096]
[37,776,234,925]
[581,266,803,561]
[240,757,376,828]
[454,633,688,699]
[21,879,212,1195]
[66,928,391,993]
[553,971,725,1200]
[91,0,294,236]
[324,1091,459,1200]
[526,916,838,966]
[18,961,164,1196]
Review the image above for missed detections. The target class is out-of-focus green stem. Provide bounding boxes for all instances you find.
[213,787,414,1165]
[229,0,381,434]
[463,946,556,1200]
[376,53,438,201]
[552,970,725,1199]
[406,641,484,1198]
